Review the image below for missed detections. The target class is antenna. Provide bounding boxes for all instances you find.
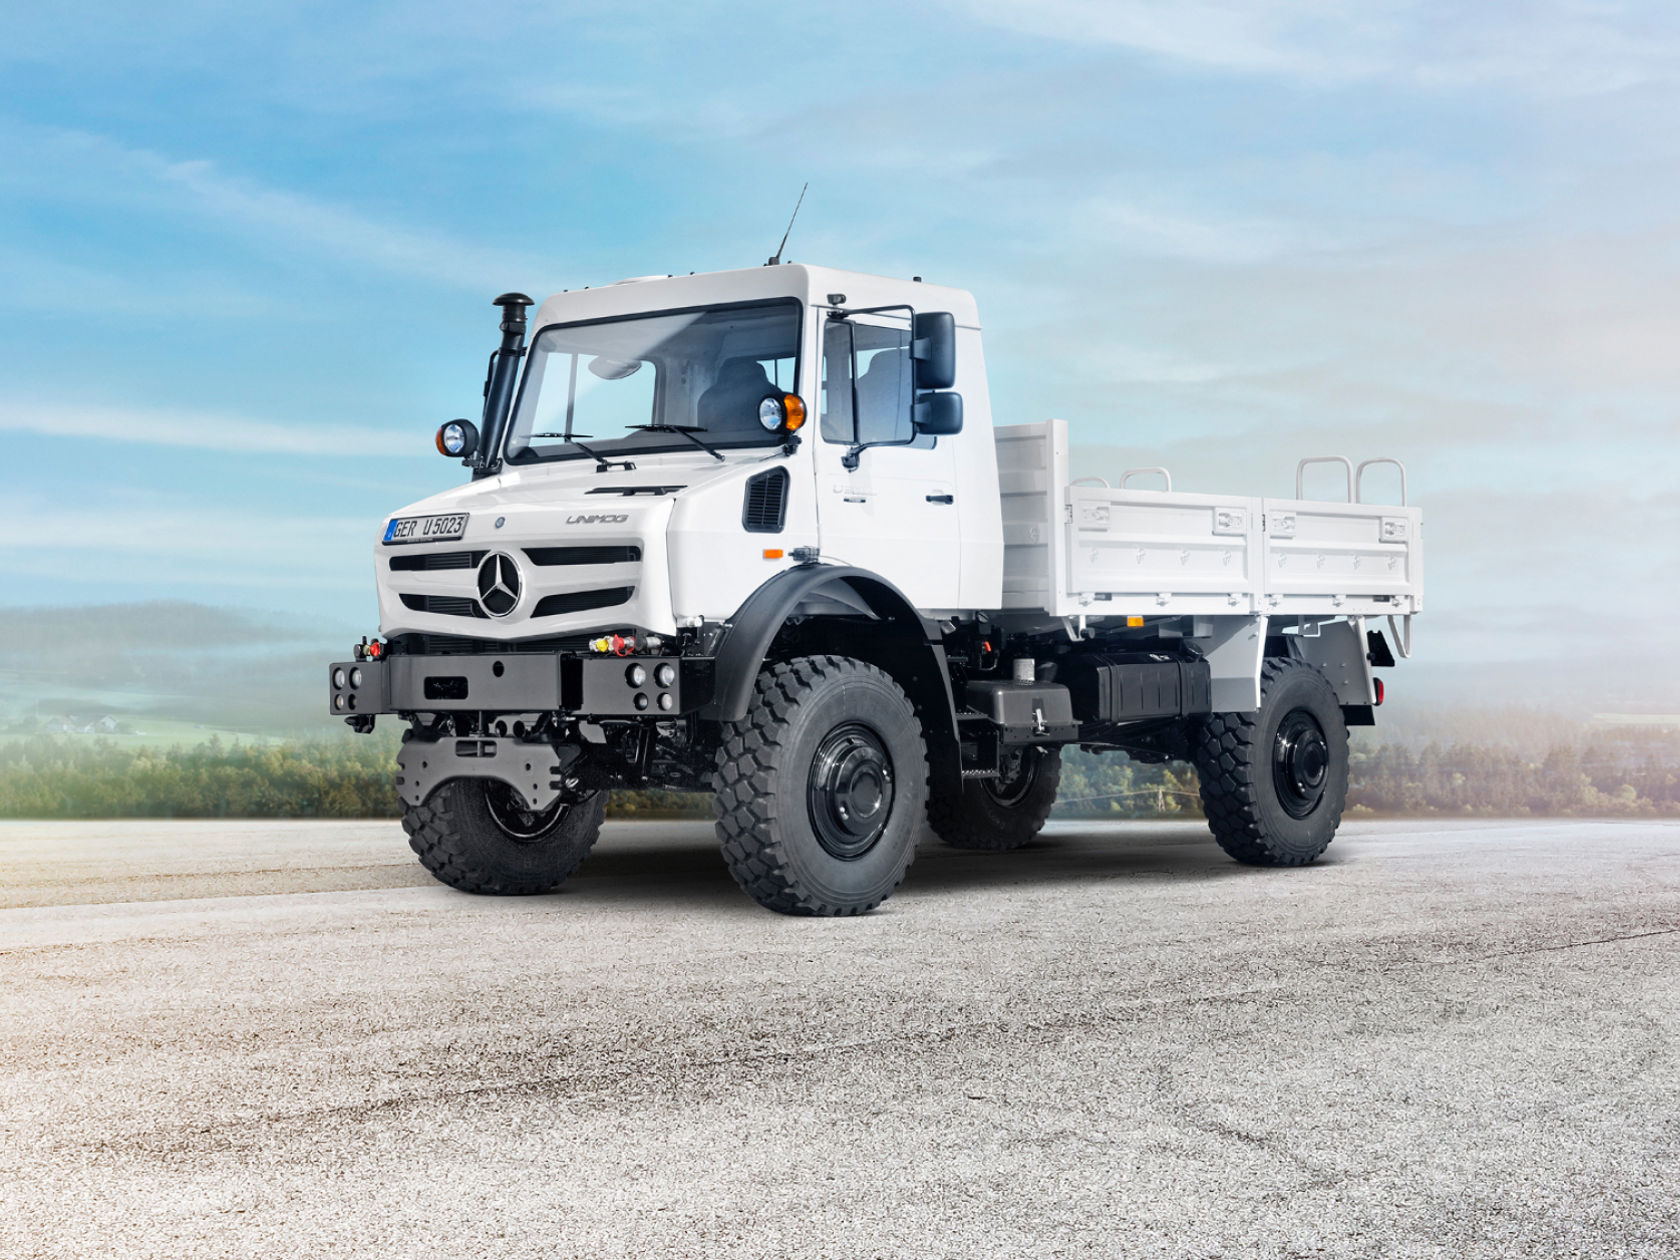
[767,182,808,266]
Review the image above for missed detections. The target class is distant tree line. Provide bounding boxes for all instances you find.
[0,730,1676,821]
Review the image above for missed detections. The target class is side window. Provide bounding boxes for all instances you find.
[820,323,855,442]
[819,321,933,448]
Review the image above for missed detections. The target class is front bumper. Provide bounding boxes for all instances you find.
[327,653,713,718]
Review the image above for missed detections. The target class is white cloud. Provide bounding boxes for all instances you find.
[0,400,429,458]
[0,124,540,293]
[946,0,1680,97]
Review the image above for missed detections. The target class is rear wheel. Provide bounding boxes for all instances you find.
[1193,657,1347,866]
[928,746,1061,851]
[713,655,928,915]
[403,778,606,895]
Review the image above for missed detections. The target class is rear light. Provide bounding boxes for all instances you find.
[1374,678,1385,705]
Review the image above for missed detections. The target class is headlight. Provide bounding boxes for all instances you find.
[333,694,346,711]
[349,667,364,689]
[626,663,648,687]
[757,397,784,431]
[633,692,650,711]
[655,663,676,688]
[657,692,674,711]
[333,668,347,689]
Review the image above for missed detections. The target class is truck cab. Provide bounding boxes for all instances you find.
[331,263,1421,915]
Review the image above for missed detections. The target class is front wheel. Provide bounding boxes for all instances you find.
[928,746,1061,851]
[712,655,928,915]
[1192,658,1348,866]
[403,778,606,895]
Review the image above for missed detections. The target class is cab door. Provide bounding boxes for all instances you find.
[815,311,963,611]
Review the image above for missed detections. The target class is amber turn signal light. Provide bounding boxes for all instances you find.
[781,394,806,432]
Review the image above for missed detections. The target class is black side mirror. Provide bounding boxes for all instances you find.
[914,391,963,436]
[912,311,956,390]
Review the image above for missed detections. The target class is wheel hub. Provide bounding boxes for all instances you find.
[983,747,1039,808]
[807,723,896,860]
[484,780,567,841]
[1272,709,1330,819]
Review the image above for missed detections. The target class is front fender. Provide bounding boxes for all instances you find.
[701,564,942,723]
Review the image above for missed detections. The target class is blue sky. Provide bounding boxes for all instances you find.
[3,1,1678,669]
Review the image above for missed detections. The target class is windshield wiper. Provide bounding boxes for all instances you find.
[528,433,637,473]
[627,423,725,462]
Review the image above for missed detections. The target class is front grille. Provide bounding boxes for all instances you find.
[388,550,487,572]
[742,468,789,533]
[524,546,642,566]
[531,587,634,617]
[400,593,485,618]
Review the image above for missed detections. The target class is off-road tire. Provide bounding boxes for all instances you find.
[1193,657,1348,866]
[713,655,928,916]
[928,746,1061,851]
[402,778,606,895]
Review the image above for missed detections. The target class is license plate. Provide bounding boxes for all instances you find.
[383,513,469,545]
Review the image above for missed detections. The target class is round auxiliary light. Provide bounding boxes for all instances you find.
[654,663,676,688]
[757,394,808,433]
[436,419,479,458]
[633,692,650,711]
[626,663,648,688]
[657,692,674,712]
[333,667,347,690]
[333,694,346,711]
[349,667,364,689]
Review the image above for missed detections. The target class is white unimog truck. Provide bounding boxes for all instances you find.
[329,264,1422,915]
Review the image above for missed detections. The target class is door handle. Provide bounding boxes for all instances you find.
[926,493,954,504]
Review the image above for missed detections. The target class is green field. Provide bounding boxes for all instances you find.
[0,718,289,751]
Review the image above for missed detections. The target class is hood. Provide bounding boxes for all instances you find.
[373,449,762,641]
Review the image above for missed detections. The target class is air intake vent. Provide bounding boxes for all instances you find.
[400,594,485,618]
[531,587,635,617]
[389,550,486,572]
[524,546,642,566]
[742,468,789,534]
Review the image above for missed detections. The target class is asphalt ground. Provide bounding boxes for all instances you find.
[1,816,1676,1259]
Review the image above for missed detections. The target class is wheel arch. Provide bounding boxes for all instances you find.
[701,565,962,790]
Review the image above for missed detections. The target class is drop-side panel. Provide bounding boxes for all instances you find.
[1065,486,1259,616]
[1260,499,1423,617]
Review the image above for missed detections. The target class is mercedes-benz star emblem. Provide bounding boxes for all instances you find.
[476,552,522,617]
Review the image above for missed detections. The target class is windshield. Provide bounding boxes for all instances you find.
[504,299,801,464]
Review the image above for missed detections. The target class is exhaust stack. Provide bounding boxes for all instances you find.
[474,291,533,475]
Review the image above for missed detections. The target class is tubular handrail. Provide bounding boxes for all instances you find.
[1070,476,1111,488]
[1356,457,1408,506]
[1119,467,1172,492]
[1295,456,1354,502]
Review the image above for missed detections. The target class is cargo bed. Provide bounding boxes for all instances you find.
[995,419,1422,622]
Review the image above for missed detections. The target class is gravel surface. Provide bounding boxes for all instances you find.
[1,816,1676,1258]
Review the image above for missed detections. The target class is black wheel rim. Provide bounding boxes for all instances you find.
[807,722,896,861]
[1272,709,1330,819]
[483,780,567,842]
[983,747,1039,808]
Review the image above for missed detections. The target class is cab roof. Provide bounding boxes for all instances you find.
[530,264,981,333]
